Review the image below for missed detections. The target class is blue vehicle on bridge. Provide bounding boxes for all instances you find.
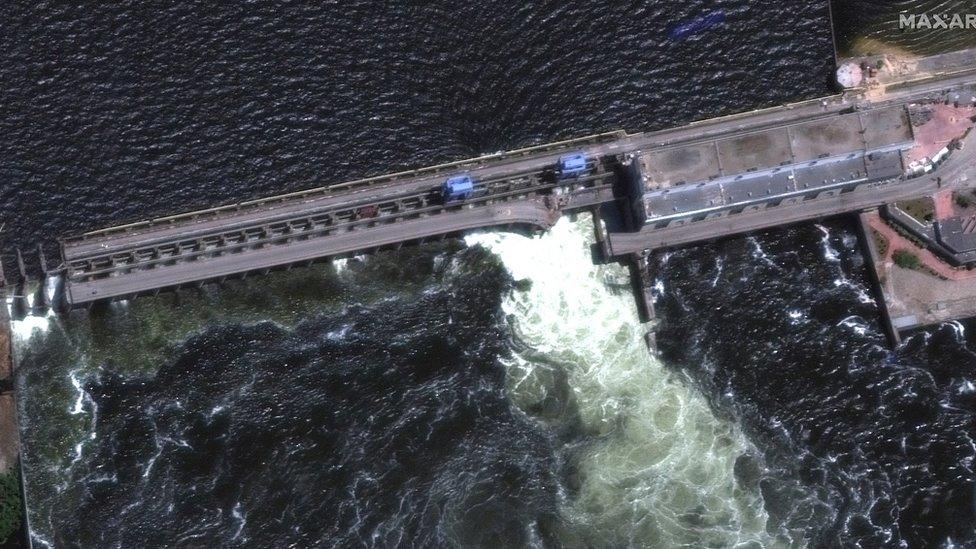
[558,153,589,178]
[441,174,475,202]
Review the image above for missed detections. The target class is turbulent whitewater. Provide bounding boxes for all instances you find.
[4,1,976,547]
[467,217,773,547]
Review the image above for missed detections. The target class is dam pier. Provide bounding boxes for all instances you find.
[7,68,976,346]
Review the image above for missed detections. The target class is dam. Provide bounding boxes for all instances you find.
[5,68,976,341]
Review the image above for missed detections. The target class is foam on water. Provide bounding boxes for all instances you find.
[466,215,773,547]
[816,224,840,263]
[6,290,54,344]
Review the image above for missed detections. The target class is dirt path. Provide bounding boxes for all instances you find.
[0,314,18,474]
[933,189,956,220]
[868,211,976,281]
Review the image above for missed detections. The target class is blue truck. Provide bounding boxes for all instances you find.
[441,174,475,202]
[558,153,589,178]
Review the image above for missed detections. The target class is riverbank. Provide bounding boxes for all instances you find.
[0,296,17,467]
[0,306,17,473]
[0,300,23,547]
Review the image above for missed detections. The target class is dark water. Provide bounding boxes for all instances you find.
[0,0,831,271]
[49,247,566,547]
[9,1,975,548]
[655,220,976,547]
[832,0,976,56]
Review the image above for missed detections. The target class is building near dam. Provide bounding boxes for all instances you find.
[627,106,916,227]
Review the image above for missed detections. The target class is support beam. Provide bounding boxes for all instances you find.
[37,244,48,275]
[15,249,26,284]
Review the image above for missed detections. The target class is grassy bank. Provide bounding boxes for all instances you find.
[0,465,21,545]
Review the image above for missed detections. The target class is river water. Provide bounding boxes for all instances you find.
[4,1,976,548]
[832,0,976,57]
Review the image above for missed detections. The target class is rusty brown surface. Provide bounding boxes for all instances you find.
[905,104,976,167]
[0,312,18,473]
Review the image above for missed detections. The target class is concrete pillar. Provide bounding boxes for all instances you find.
[51,274,67,314]
[10,250,29,320]
[14,250,25,283]
[32,282,47,312]
[37,244,48,275]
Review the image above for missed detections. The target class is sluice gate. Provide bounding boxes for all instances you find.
[6,68,976,311]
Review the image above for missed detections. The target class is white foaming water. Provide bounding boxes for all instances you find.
[748,236,776,268]
[948,320,966,339]
[68,370,88,416]
[230,501,246,540]
[6,289,54,344]
[465,215,773,547]
[815,224,875,305]
[787,309,808,327]
[816,224,840,263]
[838,315,870,336]
[832,278,875,305]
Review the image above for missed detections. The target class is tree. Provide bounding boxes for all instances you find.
[893,249,921,270]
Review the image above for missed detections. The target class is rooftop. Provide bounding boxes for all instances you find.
[637,106,914,191]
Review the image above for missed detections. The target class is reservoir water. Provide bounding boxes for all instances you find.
[3,1,975,547]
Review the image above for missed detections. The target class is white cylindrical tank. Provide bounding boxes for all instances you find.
[836,62,863,89]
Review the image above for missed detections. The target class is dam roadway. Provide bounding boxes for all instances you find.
[49,69,976,307]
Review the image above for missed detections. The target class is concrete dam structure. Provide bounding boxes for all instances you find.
[8,68,976,312]
[629,107,912,226]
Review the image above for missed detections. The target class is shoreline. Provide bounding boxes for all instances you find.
[0,301,17,474]
[0,299,24,547]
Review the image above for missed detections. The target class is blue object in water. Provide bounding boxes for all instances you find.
[558,153,588,177]
[668,10,725,40]
[442,174,475,201]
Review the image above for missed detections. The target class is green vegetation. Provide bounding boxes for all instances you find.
[875,59,885,70]
[70,242,466,375]
[955,192,972,209]
[871,229,889,257]
[0,467,22,545]
[893,249,922,270]
[896,198,935,223]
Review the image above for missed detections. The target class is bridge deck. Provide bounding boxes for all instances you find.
[606,123,976,255]
[52,67,976,307]
[64,131,624,255]
[66,200,560,304]
[607,179,928,254]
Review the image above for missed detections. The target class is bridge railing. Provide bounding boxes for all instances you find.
[63,167,619,282]
[61,130,627,244]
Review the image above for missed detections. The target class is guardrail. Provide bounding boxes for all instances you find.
[63,130,627,243]
[65,169,617,283]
